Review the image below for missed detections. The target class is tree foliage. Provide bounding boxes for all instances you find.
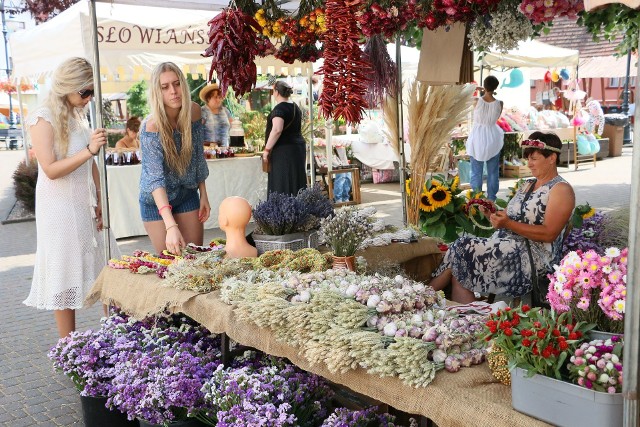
[23,0,79,23]
[126,81,149,119]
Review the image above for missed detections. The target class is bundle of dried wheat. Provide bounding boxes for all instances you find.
[382,95,399,159]
[406,82,475,226]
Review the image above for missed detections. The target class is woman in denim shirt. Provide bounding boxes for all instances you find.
[139,62,210,255]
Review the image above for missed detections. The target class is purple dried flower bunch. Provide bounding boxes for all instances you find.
[320,406,399,427]
[562,212,605,255]
[105,314,222,425]
[253,185,333,235]
[198,354,333,427]
[48,312,132,397]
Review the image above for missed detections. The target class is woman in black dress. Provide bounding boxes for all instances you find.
[262,81,306,196]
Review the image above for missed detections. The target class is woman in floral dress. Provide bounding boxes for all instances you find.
[430,132,575,303]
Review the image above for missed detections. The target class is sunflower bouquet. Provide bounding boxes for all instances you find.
[412,174,496,243]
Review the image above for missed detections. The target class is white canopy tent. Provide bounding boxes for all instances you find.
[10,0,312,80]
[482,39,580,69]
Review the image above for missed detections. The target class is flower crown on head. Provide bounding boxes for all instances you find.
[520,139,562,153]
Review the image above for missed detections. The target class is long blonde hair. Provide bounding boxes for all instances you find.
[43,57,93,158]
[148,62,192,176]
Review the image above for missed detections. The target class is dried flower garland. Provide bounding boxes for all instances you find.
[464,198,496,230]
[468,2,534,53]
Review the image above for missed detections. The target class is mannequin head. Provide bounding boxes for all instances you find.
[219,196,252,232]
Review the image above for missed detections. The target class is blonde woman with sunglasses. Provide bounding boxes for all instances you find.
[139,62,210,255]
[23,57,119,338]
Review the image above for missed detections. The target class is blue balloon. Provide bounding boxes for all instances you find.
[502,69,524,88]
[560,68,570,80]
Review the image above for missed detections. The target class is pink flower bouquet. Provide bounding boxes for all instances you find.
[547,247,627,334]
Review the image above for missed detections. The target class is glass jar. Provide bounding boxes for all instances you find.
[229,118,245,148]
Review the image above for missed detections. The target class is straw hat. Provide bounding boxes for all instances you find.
[199,82,220,103]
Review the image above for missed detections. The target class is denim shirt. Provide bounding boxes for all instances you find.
[139,119,209,205]
[201,105,230,146]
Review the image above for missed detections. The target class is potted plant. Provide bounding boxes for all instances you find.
[547,247,627,335]
[252,185,333,254]
[485,305,623,426]
[48,314,138,427]
[318,206,373,270]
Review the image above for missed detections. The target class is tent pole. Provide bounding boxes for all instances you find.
[89,0,111,262]
[396,36,407,226]
[308,69,315,186]
[17,84,28,164]
[622,31,640,427]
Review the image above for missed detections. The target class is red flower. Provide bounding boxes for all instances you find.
[489,325,497,333]
[533,321,542,328]
[576,331,583,338]
[566,324,574,332]
[522,338,531,347]
[511,316,520,326]
[537,331,546,339]
[542,348,552,358]
[505,307,511,312]
[500,320,511,329]
[552,329,561,337]
[559,341,568,350]
[557,336,566,342]
[521,304,530,313]
[533,346,539,356]
[504,328,513,336]
[568,332,578,340]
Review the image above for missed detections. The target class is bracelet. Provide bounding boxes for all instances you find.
[86,144,98,156]
[166,224,179,232]
[158,204,173,215]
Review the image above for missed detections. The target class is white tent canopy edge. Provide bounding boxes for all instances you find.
[10,0,312,80]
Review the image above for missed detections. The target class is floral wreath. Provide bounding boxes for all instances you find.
[464,198,496,230]
[520,139,562,153]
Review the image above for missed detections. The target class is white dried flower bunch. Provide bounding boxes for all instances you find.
[469,2,534,53]
[319,206,374,257]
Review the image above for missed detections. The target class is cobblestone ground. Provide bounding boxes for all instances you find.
[0,147,635,425]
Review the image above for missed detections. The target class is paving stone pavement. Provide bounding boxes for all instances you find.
[0,147,635,426]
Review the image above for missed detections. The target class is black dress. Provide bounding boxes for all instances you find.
[265,102,307,196]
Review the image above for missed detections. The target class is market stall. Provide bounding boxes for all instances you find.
[107,156,266,239]
[85,266,550,427]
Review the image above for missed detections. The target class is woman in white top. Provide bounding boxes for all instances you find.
[466,76,504,201]
[24,57,116,338]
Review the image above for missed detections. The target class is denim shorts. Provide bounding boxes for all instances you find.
[139,188,200,222]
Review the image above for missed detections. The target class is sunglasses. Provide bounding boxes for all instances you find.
[78,89,95,99]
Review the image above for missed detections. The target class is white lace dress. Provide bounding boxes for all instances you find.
[23,107,120,310]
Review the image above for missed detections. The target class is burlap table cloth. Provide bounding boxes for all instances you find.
[86,268,550,426]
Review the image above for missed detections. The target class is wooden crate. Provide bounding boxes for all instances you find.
[502,163,532,178]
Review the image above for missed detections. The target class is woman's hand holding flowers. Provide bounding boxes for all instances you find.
[489,210,510,229]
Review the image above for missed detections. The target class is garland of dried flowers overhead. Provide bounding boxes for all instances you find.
[468,1,534,53]
[363,34,398,109]
[406,82,475,226]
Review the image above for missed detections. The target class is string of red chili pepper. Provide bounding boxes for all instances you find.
[202,8,274,97]
[318,0,372,124]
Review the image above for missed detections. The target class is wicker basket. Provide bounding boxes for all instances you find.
[253,230,319,255]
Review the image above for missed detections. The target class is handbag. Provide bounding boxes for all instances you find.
[262,104,298,174]
[520,179,551,308]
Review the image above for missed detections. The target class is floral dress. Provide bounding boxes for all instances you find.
[433,176,568,297]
